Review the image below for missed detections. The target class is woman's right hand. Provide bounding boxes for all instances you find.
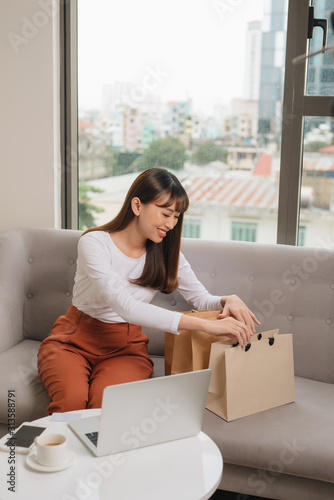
[178,314,253,347]
[203,316,253,346]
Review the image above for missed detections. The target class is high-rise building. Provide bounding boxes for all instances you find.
[258,0,289,140]
[166,100,192,136]
[243,20,262,101]
[231,98,259,143]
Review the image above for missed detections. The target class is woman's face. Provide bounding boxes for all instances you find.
[135,196,181,243]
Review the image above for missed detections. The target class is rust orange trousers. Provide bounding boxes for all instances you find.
[37,305,154,414]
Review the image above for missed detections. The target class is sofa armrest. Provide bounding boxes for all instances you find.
[0,230,26,353]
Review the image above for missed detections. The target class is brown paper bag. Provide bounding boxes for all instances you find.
[206,329,295,421]
[165,309,225,375]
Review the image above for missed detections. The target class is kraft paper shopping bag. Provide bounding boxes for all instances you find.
[206,329,295,421]
[165,309,225,375]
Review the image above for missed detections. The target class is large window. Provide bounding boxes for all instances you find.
[76,0,286,243]
[64,1,334,248]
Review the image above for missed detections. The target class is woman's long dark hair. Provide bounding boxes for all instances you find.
[83,168,189,293]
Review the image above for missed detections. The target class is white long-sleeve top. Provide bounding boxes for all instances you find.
[72,231,222,334]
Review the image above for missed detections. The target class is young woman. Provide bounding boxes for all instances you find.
[38,167,259,414]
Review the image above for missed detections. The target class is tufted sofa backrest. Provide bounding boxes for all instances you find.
[0,228,81,352]
[1,228,334,384]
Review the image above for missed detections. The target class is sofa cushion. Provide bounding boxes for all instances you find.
[220,463,334,500]
[150,355,165,377]
[203,376,334,484]
[0,339,49,425]
[21,228,81,342]
[0,338,165,427]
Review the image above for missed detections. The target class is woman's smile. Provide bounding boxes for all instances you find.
[157,228,167,238]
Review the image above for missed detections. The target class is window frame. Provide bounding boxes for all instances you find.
[60,0,78,229]
[277,0,334,245]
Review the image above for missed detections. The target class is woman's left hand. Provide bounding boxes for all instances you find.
[219,295,260,335]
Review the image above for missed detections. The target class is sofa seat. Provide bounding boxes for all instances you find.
[0,337,165,438]
[0,340,48,427]
[203,376,334,484]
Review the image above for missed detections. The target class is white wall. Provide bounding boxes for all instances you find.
[0,0,60,232]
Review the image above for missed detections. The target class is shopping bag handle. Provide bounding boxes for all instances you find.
[232,342,252,351]
[258,333,275,345]
[232,336,275,350]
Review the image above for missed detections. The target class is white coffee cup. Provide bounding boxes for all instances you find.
[34,433,68,467]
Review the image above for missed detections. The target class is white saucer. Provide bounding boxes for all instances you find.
[26,450,75,472]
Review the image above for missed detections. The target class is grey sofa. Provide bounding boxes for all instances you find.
[0,227,333,499]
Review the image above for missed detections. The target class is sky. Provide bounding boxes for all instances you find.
[78,0,264,115]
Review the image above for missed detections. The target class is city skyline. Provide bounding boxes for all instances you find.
[78,0,265,115]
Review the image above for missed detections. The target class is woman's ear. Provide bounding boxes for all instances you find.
[131,197,141,216]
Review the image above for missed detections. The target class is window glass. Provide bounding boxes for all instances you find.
[299,116,334,246]
[78,0,288,243]
[306,1,334,97]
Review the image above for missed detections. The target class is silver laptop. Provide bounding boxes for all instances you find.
[68,369,211,456]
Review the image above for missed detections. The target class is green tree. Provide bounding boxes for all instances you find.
[78,184,105,230]
[192,141,228,165]
[113,151,140,176]
[138,136,187,171]
[304,140,329,152]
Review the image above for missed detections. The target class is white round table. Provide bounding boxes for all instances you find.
[0,409,223,500]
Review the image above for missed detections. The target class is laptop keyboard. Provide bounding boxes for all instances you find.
[85,431,99,447]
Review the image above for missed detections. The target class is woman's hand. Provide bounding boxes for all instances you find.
[219,294,260,336]
[203,315,253,346]
[178,296,260,346]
